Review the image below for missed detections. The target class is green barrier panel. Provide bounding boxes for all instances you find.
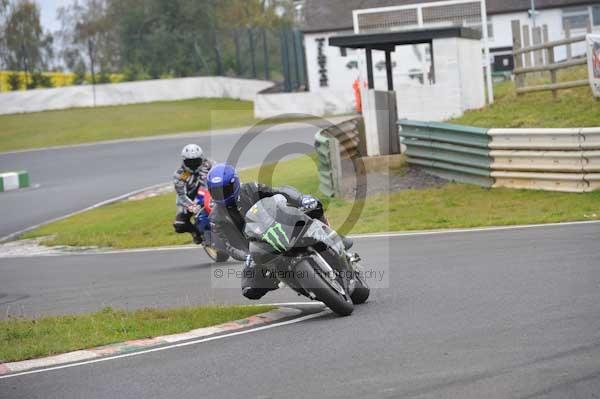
[314,132,337,197]
[400,120,490,148]
[408,157,494,187]
[402,138,492,169]
[399,120,493,187]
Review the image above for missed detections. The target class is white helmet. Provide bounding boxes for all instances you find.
[181,144,204,171]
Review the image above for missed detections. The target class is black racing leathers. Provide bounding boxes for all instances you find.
[209,182,323,261]
[210,182,324,300]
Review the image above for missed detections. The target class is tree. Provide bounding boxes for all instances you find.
[54,0,294,80]
[72,59,87,85]
[108,0,214,78]
[1,1,53,85]
[58,0,118,83]
[0,0,10,68]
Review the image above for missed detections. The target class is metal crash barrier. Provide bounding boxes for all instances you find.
[399,120,493,187]
[399,120,600,193]
[314,118,361,197]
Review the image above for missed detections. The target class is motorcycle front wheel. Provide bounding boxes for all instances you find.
[350,273,370,305]
[295,259,354,317]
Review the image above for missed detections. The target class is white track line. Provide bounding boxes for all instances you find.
[0,182,171,243]
[349,220,600,239]
[3,220,599,258]
[263,302,323,307]
[0,309,329,380]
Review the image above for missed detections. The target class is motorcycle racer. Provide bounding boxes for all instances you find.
[207,163,352,300]
[172,144,213,244]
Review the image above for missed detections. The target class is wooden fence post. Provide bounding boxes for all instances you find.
[512,20,524,93]
[543,25,557,99]
[564,20,572,61]
[532,27,544,67]
[522,24,532,67]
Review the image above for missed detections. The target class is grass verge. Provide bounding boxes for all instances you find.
[450,67,600,128]
[0,305,274,363]
[0,98,301,153]
[23,155,321,248]
[23,154,600,249]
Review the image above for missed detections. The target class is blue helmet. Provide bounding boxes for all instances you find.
[207,163,240,206]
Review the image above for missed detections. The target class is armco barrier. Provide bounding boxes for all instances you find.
[488,128,583,150]
[488,127,600,192]
[314,118,361,197]
[399,120,494,187]
[489,150,598,172]
[491,171,589,192]
[314,133,339,197]
[581,128,600,149]
[399,120,600,192]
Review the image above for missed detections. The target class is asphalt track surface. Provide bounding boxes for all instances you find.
[0,120,330,239]
[2,222,600,398]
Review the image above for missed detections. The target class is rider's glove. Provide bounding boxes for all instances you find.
[187,204,201,214]
[301,195,318,211]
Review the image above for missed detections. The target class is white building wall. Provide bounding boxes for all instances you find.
[296,31,435,117]
[304,31,430,95]
[302,5,600,105]
[394,37,485,121]
[0,77,273,115]
[489,8,599,62]
[458,37,487,111]
[277,32,484,120]
[279,4,600,120]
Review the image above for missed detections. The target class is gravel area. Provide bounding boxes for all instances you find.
[343,166,447,198]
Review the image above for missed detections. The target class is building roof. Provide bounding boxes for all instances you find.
[329,26,481,51]
[301,0,597,33]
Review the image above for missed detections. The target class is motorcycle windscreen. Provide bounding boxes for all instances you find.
[244,195,307,254]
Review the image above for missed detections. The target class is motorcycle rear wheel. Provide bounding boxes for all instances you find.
[295,259,354,316]
[204,246,229,263]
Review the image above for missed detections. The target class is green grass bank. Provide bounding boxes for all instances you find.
[0,305,274,363]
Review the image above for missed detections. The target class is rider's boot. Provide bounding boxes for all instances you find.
[191,231,203,245]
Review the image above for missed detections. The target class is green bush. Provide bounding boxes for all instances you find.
[97,70,111,84]
[7,73,21,90]
[122,64,151,82]
[30,72,54,89]
[73,61,87,85]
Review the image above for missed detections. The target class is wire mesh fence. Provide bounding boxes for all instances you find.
[207,27,306,92]
[354,1,484,33]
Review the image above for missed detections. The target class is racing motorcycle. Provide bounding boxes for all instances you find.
[244,194,369,316]
[193,187,230,263]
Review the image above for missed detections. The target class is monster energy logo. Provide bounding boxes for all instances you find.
[262,223,290,253]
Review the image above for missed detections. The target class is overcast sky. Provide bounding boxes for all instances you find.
[38,0,73,33]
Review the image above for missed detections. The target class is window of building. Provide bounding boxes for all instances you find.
[464,20,494,39]
[486,22,494,39]
[593,5,600,27]
[562,6,590,30]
